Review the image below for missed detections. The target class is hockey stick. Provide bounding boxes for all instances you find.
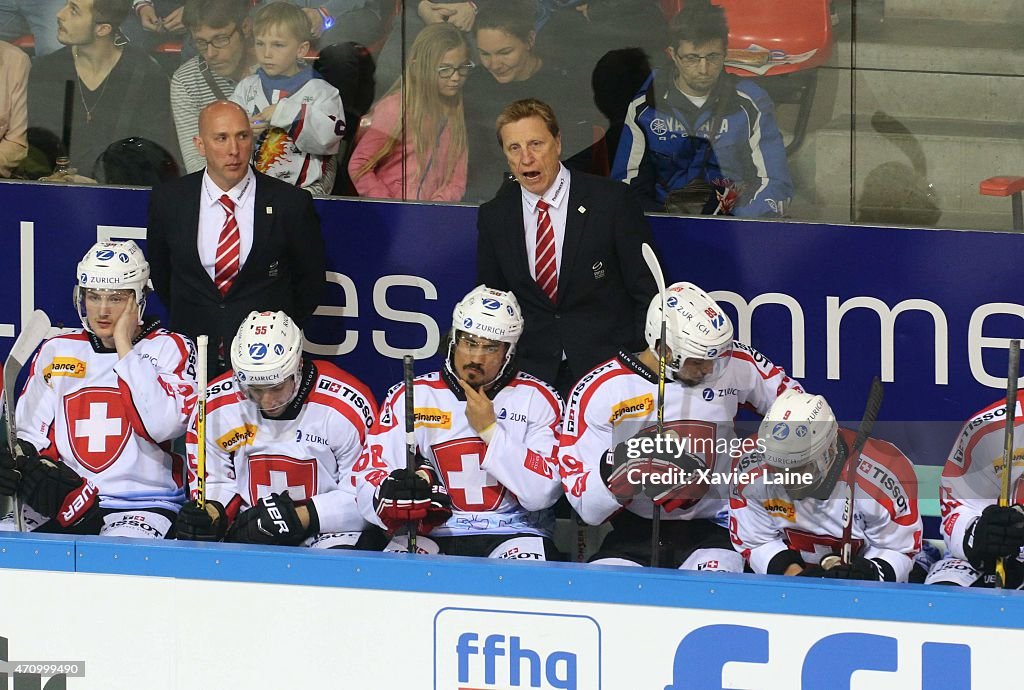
[403,354,418,554]
[641,243,666,568]
[194,335,208,510]
[995,339,1020,588]
[2,310,51,532]
[839,377,885,565]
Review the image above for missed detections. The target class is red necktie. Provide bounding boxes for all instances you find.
[535,199,557,303]
[214,194,240,295]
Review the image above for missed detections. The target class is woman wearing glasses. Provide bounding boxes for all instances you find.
[348,22,472,201]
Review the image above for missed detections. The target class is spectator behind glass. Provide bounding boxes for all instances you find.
[0,1,65,56]
[123,0,185,53]
[348,23,470,201]
[27,0,179,180]
[0,39,29,177]
[230,1,344,196]
[172,0,255,173]
[611,0,792,217]
[462,0,594,202]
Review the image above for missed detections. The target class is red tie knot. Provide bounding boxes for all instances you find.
[536,199,550,213]
[219,194,235,213]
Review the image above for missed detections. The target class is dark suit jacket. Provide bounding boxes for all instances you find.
[477,171,657,387]
[147,169,326,374]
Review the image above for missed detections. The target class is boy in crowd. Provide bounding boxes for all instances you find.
[230,1,344,195]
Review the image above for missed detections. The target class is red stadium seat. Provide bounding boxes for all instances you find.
[980,176,1024,231]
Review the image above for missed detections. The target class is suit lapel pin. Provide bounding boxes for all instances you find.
[592,260,606,279]
[578,205,587,214]
[266,206,273,214]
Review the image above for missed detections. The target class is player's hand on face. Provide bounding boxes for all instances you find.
[458,378,496,434]
[112,293,139,346]
[161,6,186,34]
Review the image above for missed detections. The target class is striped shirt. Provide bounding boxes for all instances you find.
[170,56,239,173]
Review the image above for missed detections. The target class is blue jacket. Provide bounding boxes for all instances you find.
[611,70,793,218]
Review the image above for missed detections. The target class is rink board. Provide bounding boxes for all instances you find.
[0,531,1019,689]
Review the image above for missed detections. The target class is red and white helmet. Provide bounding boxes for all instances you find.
[645,281,733,378]
[759,390,840,499]
[231,311,304,395]
[74,240,150,331]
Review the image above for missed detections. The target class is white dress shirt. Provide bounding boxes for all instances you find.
[198,167,256,283]
[520,164,571,281]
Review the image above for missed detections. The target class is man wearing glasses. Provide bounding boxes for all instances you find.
[354,286,566,560]
[171,0,256,173]
[612,0,792,218]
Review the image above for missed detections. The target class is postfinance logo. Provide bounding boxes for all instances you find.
[762,498,796,522]
[43,357,87,383]
[609,394,653,426]
[416,407,452,429]
[434,608,600,690]
[217,424,258,452]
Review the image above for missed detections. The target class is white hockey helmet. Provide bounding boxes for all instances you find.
[759,390,840,499]
[230,311,304,409]
[74,240,151,331]
[447,285,524,384]
[645,282,733,378]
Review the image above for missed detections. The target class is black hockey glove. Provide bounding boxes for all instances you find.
[373,466,452,534]
[965,504,1024,569]
[18,454,99,528]
[226,492,309,546]
[175,500,229,542]
[0,439,37,496]
[601,429,706,510]
[820,556,886,582]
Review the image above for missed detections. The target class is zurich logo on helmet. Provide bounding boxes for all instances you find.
[236,371,246,382]
[702,388,714,401]
[249,343,268,360]
[666,296,678,308]
[482,298,500,310]
[463,317,473,329]
[96,249,115,261]
[118,253,130,263]
[274,344,285,356]
[80,273,88,283]
[795,425,808,437]
[771,422,790,440]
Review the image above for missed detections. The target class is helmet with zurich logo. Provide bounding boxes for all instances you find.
[759,390,841,499]
[451,285,523,346]
[74,240,151,331]
[230,311,303,394]
[645,281,733,376]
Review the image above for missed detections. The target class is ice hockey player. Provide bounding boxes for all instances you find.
[0,241,196,537]
[176,311,378,548]
[559,281,802,569]
[354,285,564,559]
[730,390,922,581]
[926,393,1024,587]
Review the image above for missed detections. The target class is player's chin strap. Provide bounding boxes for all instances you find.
[266,359,317,421]
[441,346,518,401]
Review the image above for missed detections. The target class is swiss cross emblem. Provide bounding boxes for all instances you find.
[248,455,317,505]
[64,387,131,473]
[432,438,505,511]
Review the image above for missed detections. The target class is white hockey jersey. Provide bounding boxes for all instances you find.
[558,344,801,526]
[730,429,922,582]
[186,360,376,534]
[17,323,196,511]
[939,392,1024,562]
[354,366,564,538]
[230,71,344,193]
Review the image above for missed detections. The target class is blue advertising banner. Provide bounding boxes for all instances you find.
[1,180,1021,470]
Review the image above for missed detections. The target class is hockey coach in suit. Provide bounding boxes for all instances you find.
[147,100,325,378]
[476,98,656,396]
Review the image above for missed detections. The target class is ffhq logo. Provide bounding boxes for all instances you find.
[434,608,600,690]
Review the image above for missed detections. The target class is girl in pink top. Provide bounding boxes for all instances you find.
[349,23,473,201]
